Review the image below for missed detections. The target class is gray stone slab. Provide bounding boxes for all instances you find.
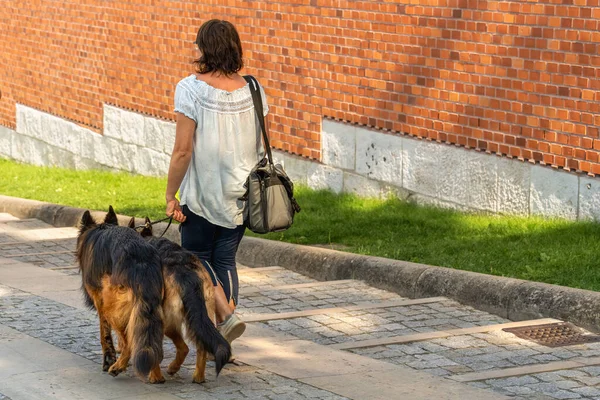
[579,175,600,220]
[402,138,442,199]
[496,156,531,216]
[307,164,344,194]
[0,261,80,294]
[465,152,499,212]
[37,289,85,310]
[321,119,356,170]
[530,165,578,219]
[343,172,383,198]
[300,366,509,400]
[0,365,167,400]
[355,127,403,187]
[0,325,91,380]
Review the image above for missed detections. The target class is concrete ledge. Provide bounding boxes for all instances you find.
[2,194,600,333]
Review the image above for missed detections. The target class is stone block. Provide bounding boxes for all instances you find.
[343,172,382,198]
[60,121,84,155]
[11,135,48,166]
[0,125,13,157]
[355,128,403,187]
[93,136,137,171]
[73,156,99,171]
[120,108,145,146]
[321,119,355,170]
[143,116,163,153]
[402,138,446,199]
[113,141,138,173]
[91,134,114,167]
[307,163,344,193]
[16,105,41,141]
[408,193,473,213]
[465,152,498,212]
[497,157,530,216]
[159,119,176,154]
[436,145,470,205]
[278,151,311,185]
[530,165,578,219]
[380,184,411,201]
[15,104,28,135]
[43,112,65,147]
[46,145,75,169]
[80,130,97,161]
[578,175,600,220]
[134,147,169,176]
[102,105,122,141]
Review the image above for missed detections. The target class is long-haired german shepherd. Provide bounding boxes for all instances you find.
[76,207,165,383]
[126,216,231,383]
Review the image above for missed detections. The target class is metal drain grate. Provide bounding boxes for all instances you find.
[503,322,600,347]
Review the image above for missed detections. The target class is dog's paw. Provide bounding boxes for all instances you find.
[167,363,181,376]
[102,353,117,372]
[148,374,166,384]
[192,374,205,384]
[108,364,124,377]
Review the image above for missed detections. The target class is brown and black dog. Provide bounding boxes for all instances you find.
[125,216,231,383]
[76,207,165,383]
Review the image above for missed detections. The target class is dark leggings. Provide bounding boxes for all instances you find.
[180,205,245,306]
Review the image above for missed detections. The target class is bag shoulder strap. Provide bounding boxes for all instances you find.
[244,75,273,165]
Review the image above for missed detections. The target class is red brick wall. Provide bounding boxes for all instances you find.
[2,0,600,173]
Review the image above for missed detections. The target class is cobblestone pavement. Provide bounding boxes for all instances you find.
[0,284,349,400]
[249,301,507,345]
[2,215,600,399]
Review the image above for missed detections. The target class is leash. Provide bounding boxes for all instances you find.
[134,216,173,238]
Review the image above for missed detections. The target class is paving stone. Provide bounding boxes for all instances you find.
[487,376,540,388]
[580,366,600,377]
[572,387,600,397]
[0,285,348,400]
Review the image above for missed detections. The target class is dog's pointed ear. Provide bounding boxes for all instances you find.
[79,210,96,233]
[127,217,135,229]
[104,205,118,225]
[140,216,153,237]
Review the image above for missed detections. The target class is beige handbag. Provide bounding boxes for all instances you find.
[240,75,301,234]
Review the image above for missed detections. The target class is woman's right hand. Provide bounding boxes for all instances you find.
[166,198,186,223]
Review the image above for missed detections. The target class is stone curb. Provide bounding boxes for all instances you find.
[2,194,599,333]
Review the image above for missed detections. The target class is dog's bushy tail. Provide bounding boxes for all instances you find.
[118,260,164,378]
[129,298,164,377]
[176,269,231,375]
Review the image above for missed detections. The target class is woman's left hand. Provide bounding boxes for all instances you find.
[166,198,186,223]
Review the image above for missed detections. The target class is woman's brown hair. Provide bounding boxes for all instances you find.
[194,19,244,76]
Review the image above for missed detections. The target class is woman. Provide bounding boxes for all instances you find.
[165,19,268,347]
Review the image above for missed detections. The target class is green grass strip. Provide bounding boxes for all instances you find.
[2,158,599,291]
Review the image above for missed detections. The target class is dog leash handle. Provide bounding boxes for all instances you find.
[158,217,173,238]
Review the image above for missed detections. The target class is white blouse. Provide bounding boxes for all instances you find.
[174,74,268,228]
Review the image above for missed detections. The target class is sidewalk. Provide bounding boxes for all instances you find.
[2,213,600,399]
[0,213,508,400]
